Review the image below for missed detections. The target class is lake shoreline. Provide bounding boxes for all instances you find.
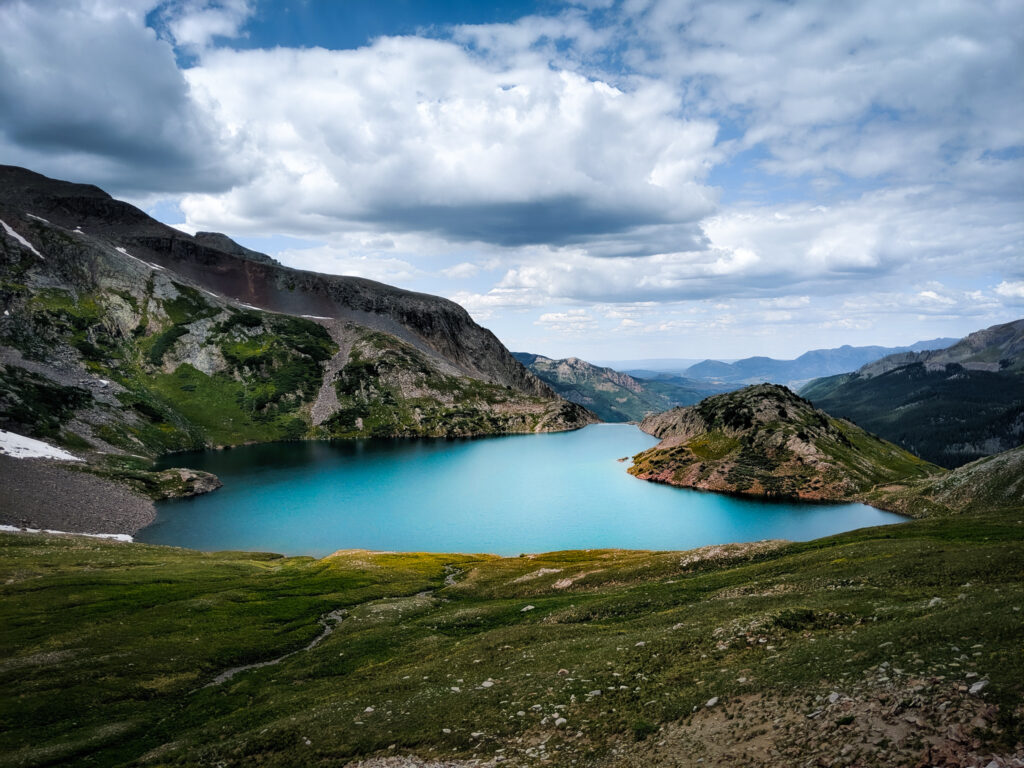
[139,425,903,557]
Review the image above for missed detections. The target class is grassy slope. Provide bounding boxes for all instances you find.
[2,511,1022,767]
[801,365,1024,469]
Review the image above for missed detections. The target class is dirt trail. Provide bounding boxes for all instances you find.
[204,608,346,688]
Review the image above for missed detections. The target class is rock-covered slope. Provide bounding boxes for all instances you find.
[629,384,941,505]
[0,164,594,463]
[801,319,1024,468]
[513,352,725,422]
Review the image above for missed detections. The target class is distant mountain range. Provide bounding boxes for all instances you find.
[802,319,1024,468]
[679,339,958,388]
[512,353,729,422]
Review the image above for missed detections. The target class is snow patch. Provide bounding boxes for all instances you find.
[114,246,164,271]
[201,288,219,298]
[301,314,332,320]
[0,219,43,258]
[0,524,132,542]
[26,213,49,223]
[238,303,264,311]
[0,430,82,461]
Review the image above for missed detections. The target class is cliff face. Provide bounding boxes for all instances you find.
[629,384,941,504]
[0,164,594,458]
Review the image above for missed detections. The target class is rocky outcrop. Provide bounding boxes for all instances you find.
[629,384,941,504]
[151,468,223,499]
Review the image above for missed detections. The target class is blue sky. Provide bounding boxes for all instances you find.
[1,0,1022,360]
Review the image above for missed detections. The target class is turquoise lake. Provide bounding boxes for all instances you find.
[142,424,906,556]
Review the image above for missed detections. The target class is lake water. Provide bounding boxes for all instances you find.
[141,424,905,556]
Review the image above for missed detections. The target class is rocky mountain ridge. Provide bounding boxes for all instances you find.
[0,165,594,470]
[856,318,1024,378]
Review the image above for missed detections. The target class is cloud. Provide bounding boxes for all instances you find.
[441,262,481,279]
[153,0,254,51]
[474,186,1024,304]
[995,281,1024,301]
[0,0,245,193]
[626,0,1024,188]
[177,36,719,251]
[535,309,598,334]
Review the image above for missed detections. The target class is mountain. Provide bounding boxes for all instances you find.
[629,384,940,504]
[682,339,958,389]
[0,165,594,465]
[801,319,1024,468]
[513,353,728,422]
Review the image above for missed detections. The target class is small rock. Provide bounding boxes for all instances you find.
[521,605,535,612]
[969,680,989,695]
[672,623,684,630]
[705,697,719,707]
[928,597,943,608]
[481,680,494,688]
[471,731,484,739]
[828,692,840,705]
[555,717,567,727]
[587,690,602,697]
[557,668,569,676]
[363,706,374,713]
[451,686,461,692]
[635,641,646,647]
[442,728,451,734]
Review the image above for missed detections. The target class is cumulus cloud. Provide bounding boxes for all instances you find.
[535,309,598,334]
[177,36,718,250]
[995,281,1024,301]
[0,0,242,193]
[441,262,481,279]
